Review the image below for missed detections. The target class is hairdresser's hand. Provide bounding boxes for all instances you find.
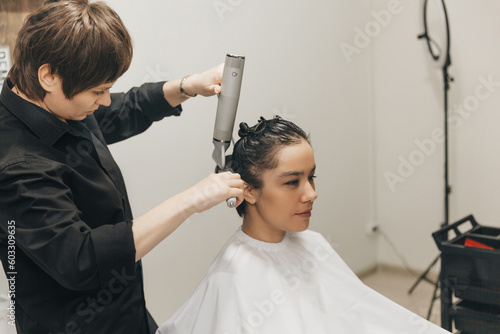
[162,64,223,107]
[185,63,223,96]
[132,171,243,261]
[186,172,244,213]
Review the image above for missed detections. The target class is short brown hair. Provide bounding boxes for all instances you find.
[9,0,133,100]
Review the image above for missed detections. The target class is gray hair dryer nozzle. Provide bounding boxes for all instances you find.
[212,54,245,208]
[212,54,245,169]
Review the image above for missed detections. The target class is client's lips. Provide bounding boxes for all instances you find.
[296,209,312,217]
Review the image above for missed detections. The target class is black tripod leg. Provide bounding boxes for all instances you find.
[408,254,440,295]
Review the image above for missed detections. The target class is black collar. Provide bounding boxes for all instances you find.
[0,79,70,146]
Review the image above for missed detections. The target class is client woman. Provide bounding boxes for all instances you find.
[156,117,450,333]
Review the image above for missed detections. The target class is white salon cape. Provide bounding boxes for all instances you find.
[157,229,450,334]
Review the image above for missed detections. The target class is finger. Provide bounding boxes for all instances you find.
[227,179,244,190]
[219,171,240,179]
[215,172,231,180]
[212,173,240,192]
[204,84,220,95]
[235,196,244,208]
[235,188,245,207]
[226,172,241,180]
[228,188,244,206]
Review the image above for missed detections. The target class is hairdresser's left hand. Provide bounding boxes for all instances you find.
[185,172,244,214]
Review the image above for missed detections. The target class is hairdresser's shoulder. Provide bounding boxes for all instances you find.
[0,103,62,174]
[0,103,29,168]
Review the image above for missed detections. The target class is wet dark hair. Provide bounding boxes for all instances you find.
[8,0,133,100]
[217,116,310,217]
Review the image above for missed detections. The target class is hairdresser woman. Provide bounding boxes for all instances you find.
[0,1,243,333]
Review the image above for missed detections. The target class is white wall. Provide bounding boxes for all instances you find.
[104,0,376,323]
[4,0,499,327]
[372,0,500,271]
[0,0,378,315]
[13,0,480,326]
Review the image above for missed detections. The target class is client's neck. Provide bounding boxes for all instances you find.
[241,216,286,243]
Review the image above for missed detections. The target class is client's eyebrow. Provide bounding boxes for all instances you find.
[278,165,316,178]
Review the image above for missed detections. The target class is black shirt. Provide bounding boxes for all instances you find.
[0,79,182,333]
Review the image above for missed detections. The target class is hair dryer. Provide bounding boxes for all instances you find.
[212,54,245,208]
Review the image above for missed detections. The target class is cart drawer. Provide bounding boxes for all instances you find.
[452,300,500,334]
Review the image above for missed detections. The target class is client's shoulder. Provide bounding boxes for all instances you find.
[204,229,252,273]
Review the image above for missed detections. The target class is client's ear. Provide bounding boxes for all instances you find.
[243,183,257,205]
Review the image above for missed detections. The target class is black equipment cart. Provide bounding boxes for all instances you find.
[432,215,500,333]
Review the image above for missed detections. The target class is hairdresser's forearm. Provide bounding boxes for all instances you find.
[132,189,196,262]
[162,79,191,107]
[132,172,243,261]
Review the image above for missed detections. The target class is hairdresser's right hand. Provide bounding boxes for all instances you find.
[183,63,224,97]
[186,172,244,213]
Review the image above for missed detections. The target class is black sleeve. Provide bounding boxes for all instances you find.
[0,157,136,290]
[93,82,183,145]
